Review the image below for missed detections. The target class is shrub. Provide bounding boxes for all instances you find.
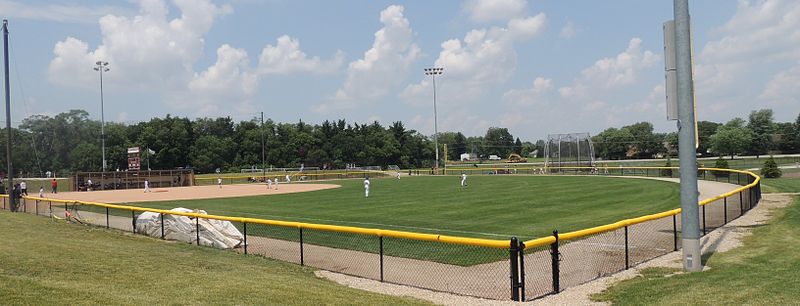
[761,156,782,178]
[714,157,730,178]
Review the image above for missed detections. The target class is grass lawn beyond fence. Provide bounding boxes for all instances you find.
[591,196,800,305]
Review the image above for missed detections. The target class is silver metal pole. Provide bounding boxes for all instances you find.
[100,68,106,172]
[674,0,701,272]
[432,74,439,171]
[261,111,265,180]
[3,20,14,209]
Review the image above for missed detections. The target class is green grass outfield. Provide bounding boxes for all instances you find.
[0,211,429,306]
[136,176,680,240]
[95,175,681,265]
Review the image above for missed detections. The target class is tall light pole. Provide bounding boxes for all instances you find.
[93,61,109,172]
[261,111,265,180]
[673,0,701,271]
[424,67,443,171]
[3,19,15,211]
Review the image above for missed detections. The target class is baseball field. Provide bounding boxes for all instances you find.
[51,175,681,265]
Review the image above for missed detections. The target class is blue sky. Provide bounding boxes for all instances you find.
[1,0,798,141]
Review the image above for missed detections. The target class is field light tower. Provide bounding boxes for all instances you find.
[93,61,109,172]
[424,67,443,171]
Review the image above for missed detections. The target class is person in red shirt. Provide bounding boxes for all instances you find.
[51,178,58,194]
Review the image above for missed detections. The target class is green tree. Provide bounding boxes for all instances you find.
[484,127,514,157]
[696,121,721,156]
[746,109,775,157]
[621,122,657,158]
[514,138,523,155]
[774,122,797,153]
[593,128,634,160]
[710,118,753,159]
[794,113,800,152]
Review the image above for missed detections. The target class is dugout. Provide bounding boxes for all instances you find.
[71,169,195,191]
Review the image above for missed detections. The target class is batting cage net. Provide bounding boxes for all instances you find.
[544,133,596,169]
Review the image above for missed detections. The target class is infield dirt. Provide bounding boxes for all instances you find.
[45,183,340,203]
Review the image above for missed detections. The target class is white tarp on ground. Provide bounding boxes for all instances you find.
[135,207,244,249]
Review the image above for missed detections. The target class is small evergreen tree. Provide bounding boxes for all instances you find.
[761,156,782,178]
[714,157,730,178]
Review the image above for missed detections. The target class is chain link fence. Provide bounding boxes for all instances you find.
[0,167,762,301]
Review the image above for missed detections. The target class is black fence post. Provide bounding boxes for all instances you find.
[35,200,38,215]
[624,226,630,270]
[739,191,744,217]
[510,236,520,301]
[379,236,385,282]
[702,205,707,235]
[300,228,305,266]
[195,216,200,245]
[723,197,728,224]
[49,201,52,218]
[106,207,109,229]
[672,214,678,251]
[550,230,560,294]
[519,240,526,301]
[243,222,248,255]
[160,213,165,239]
[737,173,741,185]
[132,210,136,233]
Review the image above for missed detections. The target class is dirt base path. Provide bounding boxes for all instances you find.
[44,183,340,203]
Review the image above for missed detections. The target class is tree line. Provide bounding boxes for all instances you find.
[592,109,800,160]
[1,108,797,176]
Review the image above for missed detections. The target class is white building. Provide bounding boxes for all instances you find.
[460,153,478,161]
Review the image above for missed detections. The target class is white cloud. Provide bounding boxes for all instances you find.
[48,0,232,94]
[694,0,800,121]
[559,38,658,98]
[759,63,800,106]
[402,13,546,106]
[45,0,341,116]
[701,0,800,63]
[257,35,343,74]
[503,77,553,106]
[559,20,576,39]
[182,44,259,114]
[0,0,131,23]
[316,5,420,113]
[463,0,528,23]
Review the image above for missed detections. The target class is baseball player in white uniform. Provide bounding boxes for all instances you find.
[364,177,370,198]
[285,174,291,184]
[144,179,151,193]
[267,178,273,189]
[217,177,222,189]
[461,173,467,187]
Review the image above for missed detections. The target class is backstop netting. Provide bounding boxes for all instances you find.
[544,133,596,169]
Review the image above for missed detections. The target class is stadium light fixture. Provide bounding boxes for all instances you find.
[424,67,443,171]
[93,61,110,174]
